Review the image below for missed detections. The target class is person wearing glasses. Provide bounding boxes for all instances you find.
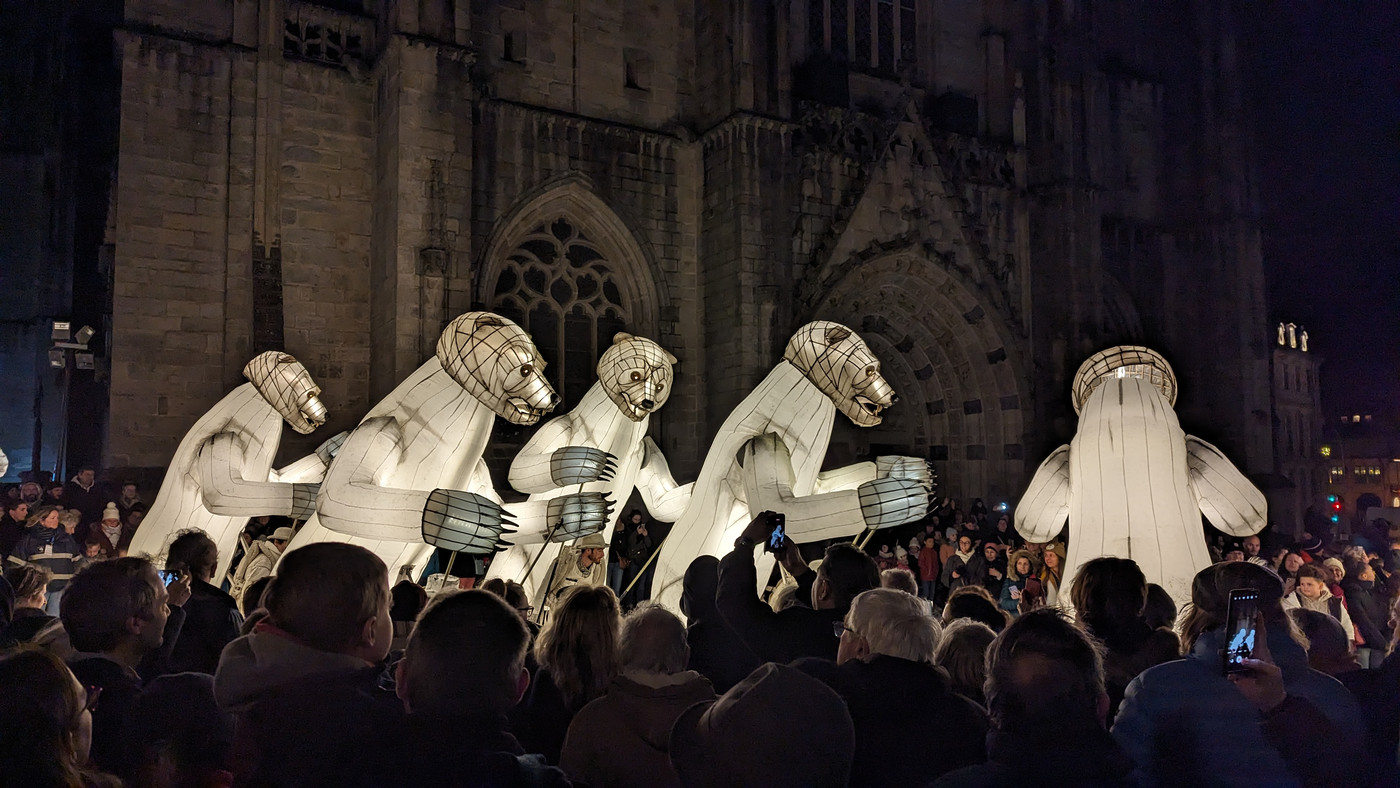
[0,647,118,787]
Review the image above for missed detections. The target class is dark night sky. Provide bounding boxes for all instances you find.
[1245,2,1400,417]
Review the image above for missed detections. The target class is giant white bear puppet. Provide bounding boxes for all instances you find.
[485,332,693,603]
[282,312,613,578]
[1015,346,1267,603]
[652,321,934,609]
[128,351,341,582]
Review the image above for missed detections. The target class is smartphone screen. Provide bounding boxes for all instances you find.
[1222,588,1260,674]
[764,514,788,553]
[158,570,178,587]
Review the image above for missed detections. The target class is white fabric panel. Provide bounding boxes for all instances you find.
[1186,436,1268,536]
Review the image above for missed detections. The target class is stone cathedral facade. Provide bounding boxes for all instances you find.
[102,0,1273,506]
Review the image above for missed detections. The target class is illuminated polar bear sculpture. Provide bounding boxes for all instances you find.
[128,352,340,582]
[485,332,692,602]
[282,312,612,579]
[1015,346,1267,603]
[652,321,933,609]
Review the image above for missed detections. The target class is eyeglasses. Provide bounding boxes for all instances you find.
[832,621,860,639]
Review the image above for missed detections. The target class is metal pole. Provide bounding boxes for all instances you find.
[55,361,70,479]
[620,531,668,599]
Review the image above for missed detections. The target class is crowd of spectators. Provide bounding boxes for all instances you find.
[3,470,1400,786]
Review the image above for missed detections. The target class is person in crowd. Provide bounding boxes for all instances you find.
[623,512,656,608]
[390,578,429,652]
[129,672,236,788]
[941,585,1009,633]
[124,502,146,534]
[545,532,610,607]
[973,542,1006,597]
[986,514,1019,553]
[1141,583,1177,631]
[19,479,44,505]
[513,584,621,764]
[1242,534,1262,559]
[227,525,292,605]
[214,542,400,786]
[1,564,56,646]
[116,481,143,522]
[560,604,715,787]
[669,662,855,788]
[64,466,103,526]
[940,534,975,598]
[679,555,760,694]
[1,498,28,557]
[718,512,879,664]
[934,608,1135,787]
[918,535,941,600]
[393,590,571,787]
[63,555,193,778]
[1340,558,1389,669]
[0,647,120,788]
[1279,550,1305,595]
[1222,547,1245,562]
[165,529,243,674]
[1037,541,1065,607]
[8,504,80,614]
[1112,560,1373,786]
[74,539,102,571]
[933,618,997,706]
[240,575,273,619]
[1321,557,1347,596]
[1288,608,1358,676]
[1069,557,1181,719]
[1283,563,1355,643]
[60,508,86,546]
[90,502,132,559]
[608,514,633,597]
[1335,595,1400,784]
[998,550,1039,615]
[875,543,897,571]
[797,588,988,786]
[880,567,919,597]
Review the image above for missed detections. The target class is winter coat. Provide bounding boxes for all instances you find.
[1339,577,1389,649]
[0,606,56,646]
[7,525,80,592]
[1282,588,1355,642]
[89,524,134,558]
[680,555,760,694]
[70,656,147,779]
[558,670,716,787]
[510,668,588,766]
[918,545,941,582]
[940,549,974,590]
[935,723,1135,787]
[0,513,25,557]
[794,655,988,787]
[214,624,404,786]
[228,539,282,607]
[169,578,244,674]
[394,713,571,788]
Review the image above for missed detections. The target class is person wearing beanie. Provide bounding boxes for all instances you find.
[1321,557,1347,598]
[91,502,132,559]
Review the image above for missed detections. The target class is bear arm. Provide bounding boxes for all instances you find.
[813,461,878,493]
[197,432,303,517]
[507,416,576,493]
[1185,435,1267,537]
[316,417,430,541]
[1015,444,1072,543]
[269,450,333,484]
[636,436,694,521]
[740,434,866,543]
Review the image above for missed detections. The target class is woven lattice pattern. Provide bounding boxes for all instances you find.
[1071,345,1177,413]
[242,351,327,434]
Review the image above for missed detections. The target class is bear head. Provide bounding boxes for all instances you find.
[436,312,559,425]
[783,321,897,427]
[1071,345,1177,415]
[243,351,327,435]
[597,333,679,422]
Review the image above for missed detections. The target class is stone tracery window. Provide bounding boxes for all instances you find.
[490,218,629,409]
[808,0,916,74]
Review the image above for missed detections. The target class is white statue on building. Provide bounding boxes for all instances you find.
[281,312,612,579]
[485,332,692,603]
[1015,346,1267,603]
[128,352,342,581]
[651,321,933,609]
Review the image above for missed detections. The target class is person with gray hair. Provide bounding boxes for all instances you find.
[559,603,716,787]
[795,588,988,786]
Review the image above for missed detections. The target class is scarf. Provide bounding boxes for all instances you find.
[101,522,123,545]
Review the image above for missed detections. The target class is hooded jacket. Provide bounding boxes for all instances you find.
[558,670,716,787]
[214,626,404,787]
[228,539,282,603]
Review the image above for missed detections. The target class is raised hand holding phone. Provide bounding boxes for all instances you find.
[1226,615,1286,713]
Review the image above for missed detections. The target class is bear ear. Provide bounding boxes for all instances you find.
[612,332,634,344]
[824,325,852,346]
[664,349,679,365]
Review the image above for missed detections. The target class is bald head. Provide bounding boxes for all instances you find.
[618,603,689,674]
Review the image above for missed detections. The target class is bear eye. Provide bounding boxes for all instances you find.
[865,365,876,378]
[630,371,643,382]
[655,382,664,391]
[520,364,533,377]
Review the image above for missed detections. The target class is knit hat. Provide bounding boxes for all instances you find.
[1322,557,1345,576]
[102,502,120,522]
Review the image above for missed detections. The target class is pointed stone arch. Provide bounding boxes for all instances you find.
[816,251,1032,503]
[476,179,664,408]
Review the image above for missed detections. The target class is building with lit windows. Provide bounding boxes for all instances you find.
[1268,323,1321,536]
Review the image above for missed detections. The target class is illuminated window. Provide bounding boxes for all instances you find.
[1393,496,1400,508]
[1353,415,1361,423]
[1329,466,1345,483]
